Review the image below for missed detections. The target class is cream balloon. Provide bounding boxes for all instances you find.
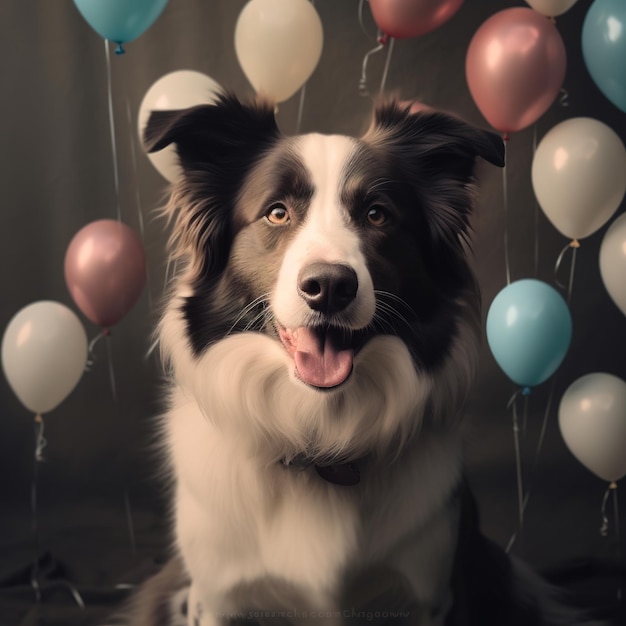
[559,373,626,482]
[525,0,578,16]
[600,212,626,316]
[138,70,223,182]
[235,0,323,103]
[532,118,626,240]
[2,301,88,415]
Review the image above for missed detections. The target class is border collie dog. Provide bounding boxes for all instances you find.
[115,96,603,625]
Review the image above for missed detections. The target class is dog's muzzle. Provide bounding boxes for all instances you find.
[278,262,360,389]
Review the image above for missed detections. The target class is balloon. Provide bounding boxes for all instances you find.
[531,118,626,240]
[582,0,626,113]
[600,212,626,316]
[369,0,464,39]
[235,0,323,103]
[138,70,223,182]
[73,0,168,54]
[525,0,578,16]
[486,279,572,388]
[64,220,147,328]
[465,8,566,133]
[559,373,626,482]
[2,301,88,415]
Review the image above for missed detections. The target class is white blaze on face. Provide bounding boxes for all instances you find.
[272,133,376,330]
[271,134,377,389]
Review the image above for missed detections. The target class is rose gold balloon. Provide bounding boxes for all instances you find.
[64,220,147,328]
[465,7,566,133]
[369,0,464,39]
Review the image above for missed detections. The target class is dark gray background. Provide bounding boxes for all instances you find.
[0,1,624,622]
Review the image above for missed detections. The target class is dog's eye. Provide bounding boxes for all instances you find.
[266,203,290,225]
[367,206,388,227]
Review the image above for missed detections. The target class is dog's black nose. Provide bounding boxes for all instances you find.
[298,263,358,314]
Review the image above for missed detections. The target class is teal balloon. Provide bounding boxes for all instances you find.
[73,0,168,53]
[486,279,572,387]
[582,0,626,113]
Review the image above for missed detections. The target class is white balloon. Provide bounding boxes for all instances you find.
[600,212,626,316]
[559,373,626,482]
[138,70,223,182]
[235,0,323,103]
[532,117,626,240]
[1,301,88,415]
[525,0,578,17]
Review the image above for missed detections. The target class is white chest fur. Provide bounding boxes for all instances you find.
[166,383,462,622]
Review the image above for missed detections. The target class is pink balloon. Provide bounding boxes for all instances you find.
[465,8,566,133]
[369,0,464,39]
[64,220,147,328]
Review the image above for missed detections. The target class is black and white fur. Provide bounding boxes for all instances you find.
[109,96,604,625]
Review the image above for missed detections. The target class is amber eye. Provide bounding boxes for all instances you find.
[367,205,388,226]
[266,203,290,225]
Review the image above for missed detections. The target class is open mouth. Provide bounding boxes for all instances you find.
[278,324,369,389]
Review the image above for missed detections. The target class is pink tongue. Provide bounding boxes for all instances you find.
[292,328,354,388]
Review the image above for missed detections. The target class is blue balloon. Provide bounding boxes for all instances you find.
[582,0,626,113]
[73,0,168,54]
[486,279,572,388]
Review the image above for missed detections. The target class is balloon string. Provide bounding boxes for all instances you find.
[295,78,308,135]
[104,40,122,222]
[532,124,539,276]
[379,36,395,96]
[357,0,377,41]
[105,333,137,559]
[512,399,525,539]
[505,388,530,553]
[359,32,387,98]
[554,239,579,302]
[502,134,511,285]
[614,486,623,602]
[534,376,556,470]
[294,0,316,133]
[31,415,44,603]
[506,375,561,553]
[125,98,153,313]
[600,483,623,601]
[86,328,109,371]
[600,482,618,536]
[30,415,86,609]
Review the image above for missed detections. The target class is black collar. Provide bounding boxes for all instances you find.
[280,455,362,486]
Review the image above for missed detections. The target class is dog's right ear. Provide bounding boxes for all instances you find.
[143,93,280,172]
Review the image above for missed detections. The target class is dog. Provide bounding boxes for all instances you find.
[107,95,606,625]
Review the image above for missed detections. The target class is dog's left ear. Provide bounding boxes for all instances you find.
[365,101,505,171]
[364,102,505,257]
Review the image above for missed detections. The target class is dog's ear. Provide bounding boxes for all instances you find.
[366,101,505,170]
[143,94,281,284]
[363,101,505,261]
[143,93,280,171]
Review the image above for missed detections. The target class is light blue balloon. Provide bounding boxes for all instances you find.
[582,0,626,113]
[73,0,168,53]
[486,279,572,388]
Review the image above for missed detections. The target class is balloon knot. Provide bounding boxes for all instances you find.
[114,42,125,55]
[34,414,43,424]
[377,33,389,45]
[522,387,531,396]
[610,481,618,490]
[569,239,580,249]
[502,132,510,142]
[103,327,111,337]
